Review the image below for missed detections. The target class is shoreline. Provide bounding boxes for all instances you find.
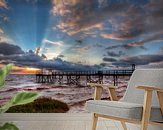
[0,85,125,113]
[0,75,129,112]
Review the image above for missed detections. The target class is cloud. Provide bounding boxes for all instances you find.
[57,54,65,58]
[0,43,101,71]
[106,43,146,50]
[52,0,163,45]
[73,45,92,53]
[102,1,163,42]
[140,61,163,68]
[101,31,137,40]
[111,61,132,68]
[107,51,125,57]
[127,32,163,47]
[144,0,163,33]
[101,33,128,40]
[0,13,9,23]
[43,39,64,46]
[103,57,117,62]
[0,35,14,43]
[103,6,144,40]
[52,0,131,35]
[0,0,8,9]
[0,28,4,34]
[0,43,42,66]
[160,46,163,53]
[36,58,101,71]
[15,53,42,63]
[105,31,163,51]
[94,43,103,48]
[0,52,42,65]
[122,43,147,50]
[111,54,163,67]
[0,42,24,55]
[56,21,104,36]
[121,54,163,65]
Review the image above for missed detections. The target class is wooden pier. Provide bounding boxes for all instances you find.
[36,65,135,86]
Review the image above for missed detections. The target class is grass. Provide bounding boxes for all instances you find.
[6,97,69,113]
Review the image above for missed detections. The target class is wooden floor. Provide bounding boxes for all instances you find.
[0,113,140,130]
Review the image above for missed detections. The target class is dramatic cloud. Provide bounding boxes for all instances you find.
[0,28,4,34]
[57,54,65,58]
[0,53,100,71]
[73,45,92,53]
[0,52,43,66]
[106,43,146,50]
[36,58,101,71]
[0,44,101,71]
[111,54,163,67]
[127,32,163,47]
[102,5,144,40]
[0,0,163,70]
[145,0,163,33]
[121,54,163,65]
[105,32,163,51]
[101,33,128,40]
[103,57,117,62]
[0,35,14,44]
[0,42,24,55]
[43,39,64,46]
[111,0,163,42]
[52,0,132,35]
[0,43,44,66]
[94,43,103,48]
[52,0,163,47]
[0,0,8,9]
[107,51,125,57]
[100,0,163,42]
[141,61,163,68]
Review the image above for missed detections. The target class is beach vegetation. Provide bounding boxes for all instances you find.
[0,64,40,130]
[7,97,69,113]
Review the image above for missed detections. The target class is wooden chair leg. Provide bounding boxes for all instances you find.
[157,91,163,114]
[94,86,103,100]
[92,113,98,130]
[108,88,118,101]
[121,121,127,130]
[141,90,152,130]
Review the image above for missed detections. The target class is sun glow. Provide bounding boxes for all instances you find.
[12,66,40,74]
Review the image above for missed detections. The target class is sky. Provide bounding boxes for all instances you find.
[0,0,163,73]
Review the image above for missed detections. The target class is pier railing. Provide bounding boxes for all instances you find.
[36,69,134,86]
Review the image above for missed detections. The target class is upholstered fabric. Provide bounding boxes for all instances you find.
[122,69,163,107]
[86,69,163,130]
[86,100,163,122]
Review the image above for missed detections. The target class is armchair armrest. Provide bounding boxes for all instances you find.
[137,86,163,92]
[87,83,118,101]
[137,85,163,124]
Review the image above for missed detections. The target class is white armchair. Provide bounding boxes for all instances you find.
[86,69,163,130]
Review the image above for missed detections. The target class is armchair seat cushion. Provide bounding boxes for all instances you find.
[86,100,163,122]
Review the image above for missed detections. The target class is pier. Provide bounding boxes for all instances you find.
[36,65,135,86]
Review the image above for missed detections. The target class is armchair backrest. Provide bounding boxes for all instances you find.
[122,69,163,107]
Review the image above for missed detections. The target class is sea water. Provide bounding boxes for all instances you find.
[0,74,130,113]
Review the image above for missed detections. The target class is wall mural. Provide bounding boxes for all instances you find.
[0,0,163,113]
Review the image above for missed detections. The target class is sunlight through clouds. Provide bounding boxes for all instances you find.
[0,0,163,70]
[43,39,64,46]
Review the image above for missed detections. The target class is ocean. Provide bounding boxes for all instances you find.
[0,74,130,113]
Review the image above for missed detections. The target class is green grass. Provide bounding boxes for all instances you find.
[6,97,69,113]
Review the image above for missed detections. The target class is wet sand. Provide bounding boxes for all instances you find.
[0,74,129,113]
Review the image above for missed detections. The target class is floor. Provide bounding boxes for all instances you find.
[0,113,140,130]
